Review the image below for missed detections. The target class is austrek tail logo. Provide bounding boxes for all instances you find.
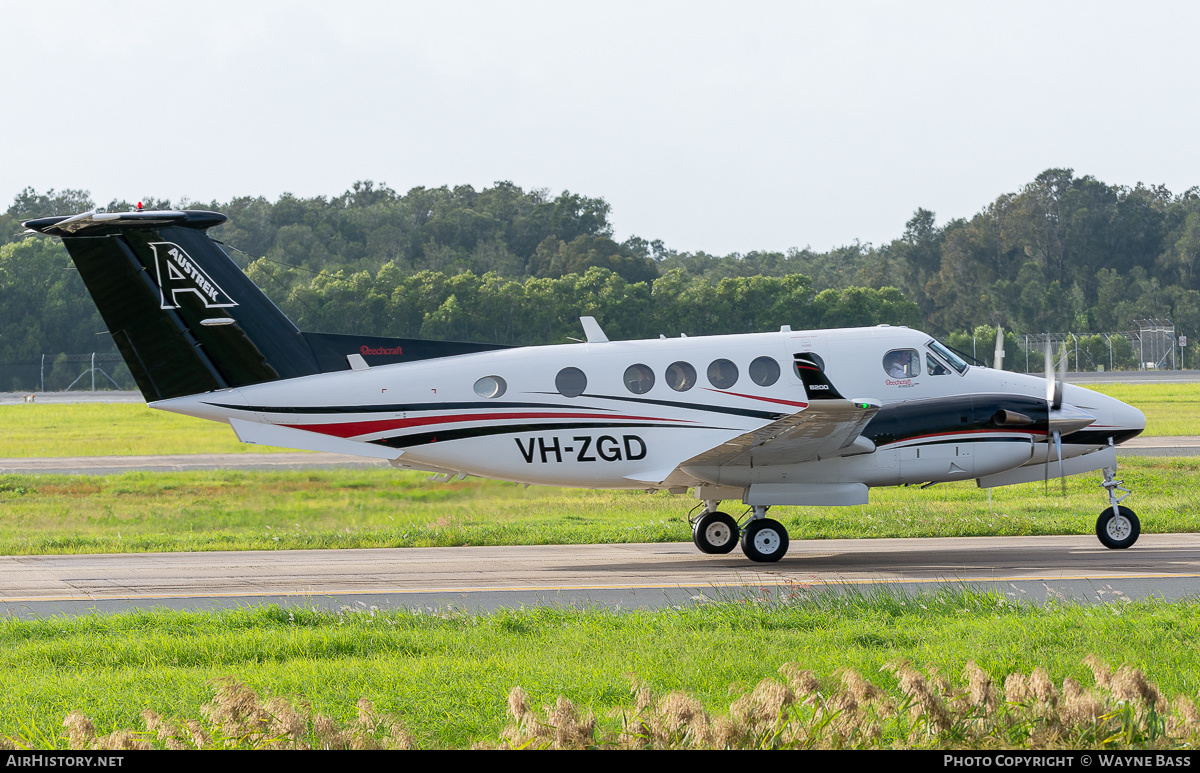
[149,242,238,310]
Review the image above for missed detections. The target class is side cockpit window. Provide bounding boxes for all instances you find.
[926,353,949,376]
[883,349,920,378]
[926,339,968,374]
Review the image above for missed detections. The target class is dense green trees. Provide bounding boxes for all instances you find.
[879,170,1200,337]
[2,171,1198,390]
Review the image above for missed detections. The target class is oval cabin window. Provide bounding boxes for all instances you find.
[623,364,655,394]
[665,361,697,392]
[707,359,738,389]
[556,367,587,398]
[749,356,780,386]
[473,375,507,398]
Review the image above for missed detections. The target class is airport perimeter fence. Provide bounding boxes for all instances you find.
[946,321,1186,374]
[0,352,135,393]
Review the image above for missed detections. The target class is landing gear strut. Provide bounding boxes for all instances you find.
[1098,463,1139,549]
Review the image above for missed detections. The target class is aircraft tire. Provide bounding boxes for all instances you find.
[741,518,789,563]
[1096,506,1140,550]
[693,511,739,554]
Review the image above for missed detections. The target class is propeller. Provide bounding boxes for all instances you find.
[1046,338,1064,411]
[993,326,1005,370]
[1043,339,1064,492]
[1043,338,1094,494]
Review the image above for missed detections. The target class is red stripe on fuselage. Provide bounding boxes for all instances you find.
[284,412,693,439]
[702,389,809,408]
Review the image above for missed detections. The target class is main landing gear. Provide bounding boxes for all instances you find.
[690,503,790,562]
[1098,465,1139,549]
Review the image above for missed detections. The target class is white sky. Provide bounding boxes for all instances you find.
[3,1,1199,255]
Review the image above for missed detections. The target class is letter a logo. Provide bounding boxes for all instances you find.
[149,242,238,310]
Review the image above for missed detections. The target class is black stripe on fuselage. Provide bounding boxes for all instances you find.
[202,400,612,414]
[370,421,730,450]
[204,394,783,421]
[1062,428,1143,446]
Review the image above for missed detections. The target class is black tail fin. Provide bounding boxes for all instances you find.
[24,209,511,402]
[793,353,845,400]
[24,210,319,401]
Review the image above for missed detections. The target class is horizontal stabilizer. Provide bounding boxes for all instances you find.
[24,209,226,235]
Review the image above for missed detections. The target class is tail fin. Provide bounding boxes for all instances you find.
[24,209,510,402]
[24,210,319,401]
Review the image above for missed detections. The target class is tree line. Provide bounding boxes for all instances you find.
[0,170,1195,389]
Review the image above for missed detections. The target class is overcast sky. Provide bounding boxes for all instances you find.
[3,1,1199,255]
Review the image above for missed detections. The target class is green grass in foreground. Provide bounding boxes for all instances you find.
[2,594,1199,748]
[0,381,1196,459]
[0,456,1197,554]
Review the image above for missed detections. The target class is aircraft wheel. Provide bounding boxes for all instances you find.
[693,511,739,554]
[1096,506,1140,550]
[741,518,789,563]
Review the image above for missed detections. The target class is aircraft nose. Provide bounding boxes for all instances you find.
[1113,398,1147,437]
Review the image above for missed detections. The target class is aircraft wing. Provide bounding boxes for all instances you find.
[627,397,880,486]
[681,397,881,469]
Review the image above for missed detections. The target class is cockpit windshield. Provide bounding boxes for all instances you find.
[926,339,968,374]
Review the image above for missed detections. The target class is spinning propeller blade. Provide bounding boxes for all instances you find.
[1042,338,1089,494]
[1045,339,1063,410]
[1055,428,1065,496]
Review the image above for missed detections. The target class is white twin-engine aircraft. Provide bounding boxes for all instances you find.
[24,209,1147,562]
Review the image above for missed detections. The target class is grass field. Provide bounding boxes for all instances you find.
[0,381,1196,459]
[0,456,1196,554]
[1084,383,1200,437]
[3,594,1199,749]
[0,403,289,457]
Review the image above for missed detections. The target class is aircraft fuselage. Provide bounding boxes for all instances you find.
[155,325,1145,494]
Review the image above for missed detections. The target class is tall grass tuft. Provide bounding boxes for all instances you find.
[19,678,416,750]
[498,656,1200,750]
[9,656,1200,749]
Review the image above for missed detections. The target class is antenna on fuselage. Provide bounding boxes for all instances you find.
[580,316,609,343]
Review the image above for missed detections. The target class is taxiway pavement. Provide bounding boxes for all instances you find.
[3,534,1199,618]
